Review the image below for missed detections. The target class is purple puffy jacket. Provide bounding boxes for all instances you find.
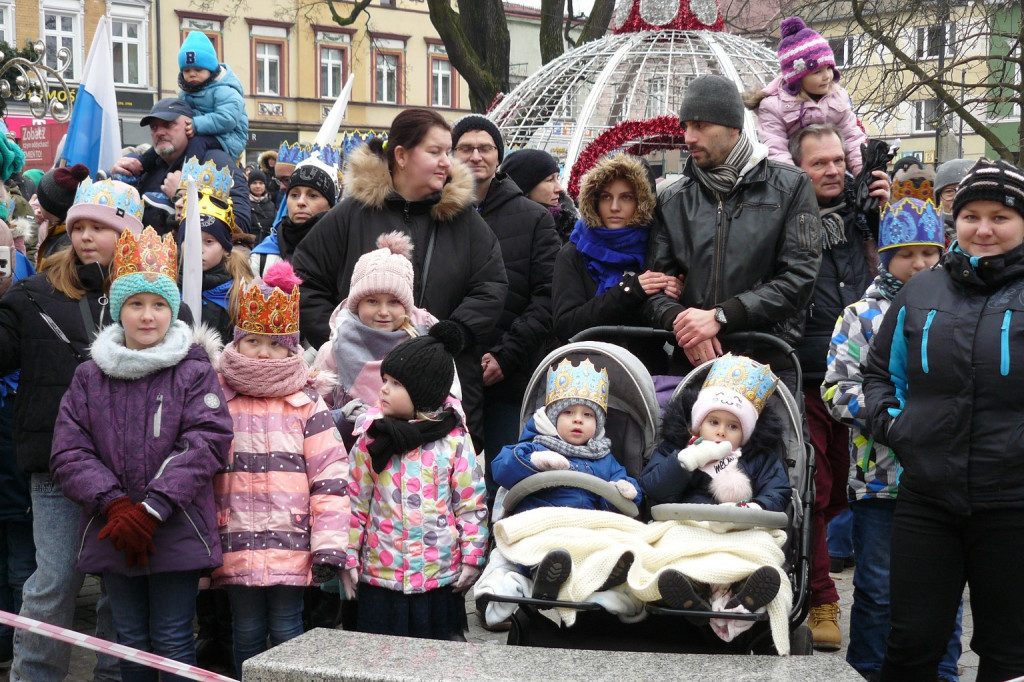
[51,338,233,575]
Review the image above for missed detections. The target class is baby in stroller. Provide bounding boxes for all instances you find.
[640,354,791,641]
[476,357,642,623]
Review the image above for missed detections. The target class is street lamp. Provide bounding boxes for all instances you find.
[0,40,74,122]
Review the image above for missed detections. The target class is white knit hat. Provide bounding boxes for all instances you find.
[347,231,415,314]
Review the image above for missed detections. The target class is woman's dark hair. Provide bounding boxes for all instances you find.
[367,108,451,172]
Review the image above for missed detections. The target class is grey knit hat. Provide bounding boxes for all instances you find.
[545,398,607,438]
[933,158,975,199]
[678,75,745,130]
[451,114,505,163]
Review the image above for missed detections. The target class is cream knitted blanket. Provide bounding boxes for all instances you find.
[494,507,793,654]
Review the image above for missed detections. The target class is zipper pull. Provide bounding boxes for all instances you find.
[153,394,164,437]
[404,204,411,224]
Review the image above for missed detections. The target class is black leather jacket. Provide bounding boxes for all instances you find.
[643,156,821,367]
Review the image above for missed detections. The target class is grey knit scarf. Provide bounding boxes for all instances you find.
[819,203,849,251]
[690,133,754,198]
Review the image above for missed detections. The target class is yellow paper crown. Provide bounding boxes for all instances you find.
[236,279,300,337]
[545,358,609,412]
[701,353,778,415]
[112,226,178,284]
[179,157,235,230]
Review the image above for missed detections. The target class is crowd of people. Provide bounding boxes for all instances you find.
[0,15,1021,682]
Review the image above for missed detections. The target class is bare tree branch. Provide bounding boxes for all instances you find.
[324,0,373,26]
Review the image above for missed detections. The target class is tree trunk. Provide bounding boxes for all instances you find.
[541,0,568,64]
[428,0,509,112]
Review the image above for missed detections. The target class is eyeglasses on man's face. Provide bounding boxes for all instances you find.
[455,144,497,156]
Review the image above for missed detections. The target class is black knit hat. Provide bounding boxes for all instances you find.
[287,162,337,208]
[500,150,560,196]
[952,158,1024,220]
[37,164,90,221]
[678,75,745,130]
[452,114,505,163]
[381,320,465,412]
[248,170,268,186]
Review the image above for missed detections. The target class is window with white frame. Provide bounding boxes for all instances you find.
[829,36,855,68]
[913,99,939,132]
[42,11,79,80]
[320,46,346,99]
[255,41,281,95]
[111,19,142,85]
[916,23,954,60]
[376,52,399,104]
[0,3,14,46]
[431,58,452,107]
[646,76,667,118]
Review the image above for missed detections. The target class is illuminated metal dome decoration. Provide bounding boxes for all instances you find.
[488,0,778,197]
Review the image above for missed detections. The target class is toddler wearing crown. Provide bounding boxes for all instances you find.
[49,226,235,678]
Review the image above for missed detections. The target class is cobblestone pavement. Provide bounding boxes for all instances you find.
[0,564,978,682]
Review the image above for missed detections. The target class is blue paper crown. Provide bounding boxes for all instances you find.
[318,143,342,169]
[701,354,778,415]
[180,157,233,200]
[277,141,313,167]
[545,358,609,412]
[73,178,144,222]
[879,197,944,252]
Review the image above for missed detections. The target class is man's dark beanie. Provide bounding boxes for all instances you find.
[452,114,505,163]
[500,150,560,196]
[38,164,90,222]
[678,75,745,130]
[248,170,268,186]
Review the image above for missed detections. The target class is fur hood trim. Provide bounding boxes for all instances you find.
[308,367,337,397]
[342,145,477,222]
[578,154,657,228]
[91,320,194,380]
[8,216,34,242]
[258,149,277,171]
[192,323,224,368]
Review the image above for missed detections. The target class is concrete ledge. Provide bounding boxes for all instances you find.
[242,628,867,681]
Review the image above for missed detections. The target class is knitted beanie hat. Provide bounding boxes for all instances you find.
[65,178,145,235]
[288,156,338,208]
[933,159,975,199]
[678,75,745,129]
[178,212,234,254]
[37,164,90,221]
[23,168,45,187]
[952,158,1024,220]
[878,198,945,268]
[500,150,560,196]
[248,170,268,187]
[777,16,840,96]
[347,231,415,315]
[233,261,303,351]
[178,31,219,72]
[380,320,464,413]
[451,114,505,163]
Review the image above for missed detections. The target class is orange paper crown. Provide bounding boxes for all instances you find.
[236,279,300,337]
[112,226,178,284]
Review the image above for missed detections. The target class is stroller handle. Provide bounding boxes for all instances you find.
[500,471,641,518]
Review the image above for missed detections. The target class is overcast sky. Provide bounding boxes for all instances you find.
[514,0,598,15]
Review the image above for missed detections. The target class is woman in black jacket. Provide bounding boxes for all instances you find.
[291,108,507,446]
[552,154,680,371]
[863,159,1024,682]
[247,170,278,244]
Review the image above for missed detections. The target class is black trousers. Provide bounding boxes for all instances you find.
[880,499,1024,682]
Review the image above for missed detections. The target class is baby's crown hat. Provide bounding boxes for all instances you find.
[777,16,840,95]
[691,354,778,446]
[545,358,610,435]
[109,226,180,322]
[348,231,415,315]
[878,197,944,266]
[66,178,144,235]
[234,261,302,351]
[178,157,238,252]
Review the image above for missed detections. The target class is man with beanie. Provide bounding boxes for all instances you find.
[933,157,975,242]
[452,115,561,511]
[33,164,90,268]
[110,98,251,236]
[645,74,821,384]
[788,123,891,651]
[248,170,277,244]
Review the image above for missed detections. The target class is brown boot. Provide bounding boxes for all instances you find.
[809,601,842,651]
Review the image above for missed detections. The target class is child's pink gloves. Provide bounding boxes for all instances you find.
[531,450,570,471]
[342,567,359,600]
[454,565,482,593]
[614,480,638,500]
[678,439,732,471]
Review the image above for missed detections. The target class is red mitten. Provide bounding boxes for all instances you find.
[105,503,160,557]
[97,497,134,548]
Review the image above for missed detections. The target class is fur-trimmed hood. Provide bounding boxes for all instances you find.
[91,322,223,380]
[578,154,657,228]
[342,144,477,222]
[258,149,277,173]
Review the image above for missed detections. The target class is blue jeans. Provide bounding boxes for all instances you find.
[11,474,120,682]
[103,570,201,682]
[0,517,35,661]
[849,498,962,681]
[224,584,305,674]
[827,507,854,559]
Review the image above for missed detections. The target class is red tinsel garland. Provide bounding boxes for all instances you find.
[568,115,688,199]
[614,3,724,34]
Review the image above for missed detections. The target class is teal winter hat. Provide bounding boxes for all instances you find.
[178,31,219,72]
[108,226,181,322]
[110,273,181,323]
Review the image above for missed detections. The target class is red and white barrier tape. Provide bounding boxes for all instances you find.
[0,609,235,682]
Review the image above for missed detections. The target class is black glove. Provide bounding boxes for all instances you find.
[312,563,338,585]
[855,139,897,216]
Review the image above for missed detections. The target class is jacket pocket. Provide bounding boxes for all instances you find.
[182,508,212,558]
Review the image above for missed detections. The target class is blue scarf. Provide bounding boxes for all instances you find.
[569,219,650,295]
[202,279,233,311]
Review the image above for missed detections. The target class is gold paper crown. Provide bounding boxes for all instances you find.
[112,226,178,284]
[236,279,300,337]
[890,178,935,203]
[545,358,609,412]
[179,157,235,230]
[701,353,778,415]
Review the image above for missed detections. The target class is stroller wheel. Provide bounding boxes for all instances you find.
[789,623,814,656]
[533,549,572,600]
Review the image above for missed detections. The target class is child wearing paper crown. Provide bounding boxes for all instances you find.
[177,31,248,160]
[49,226,234,680]
[821,196,961,681]
[212,261,350,674]
[640,354,791,640]
[745,16,866,175]
[341,321,488,640]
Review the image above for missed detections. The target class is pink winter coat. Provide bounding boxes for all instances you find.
[754,76,866,176]
[212,381,350,587]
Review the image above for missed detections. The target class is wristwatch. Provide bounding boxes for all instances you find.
[714,306,728,325]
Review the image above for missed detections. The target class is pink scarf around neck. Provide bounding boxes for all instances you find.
[219,342,310,398]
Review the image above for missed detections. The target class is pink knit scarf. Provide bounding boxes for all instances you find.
[219,343,310,398]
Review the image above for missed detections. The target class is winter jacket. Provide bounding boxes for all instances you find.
[477,173,560,398]
[640,383,791,513]
[250,194,278,245]
[796,175,877,384]
[552,192,580,244]
[754,77,866,176]
[36,222,71,270]
[291,147,508,440]
[249,212,326,279]
[821,279,899,501]
[213,379,350,587]
[180,64,248,161]
[132,136,251,236]
[346,401,488,594]
[863,244,1024,514]
[50,322,233,575]
[0,252,35,522]
[490,416,641,513]
[643,145,822,369]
